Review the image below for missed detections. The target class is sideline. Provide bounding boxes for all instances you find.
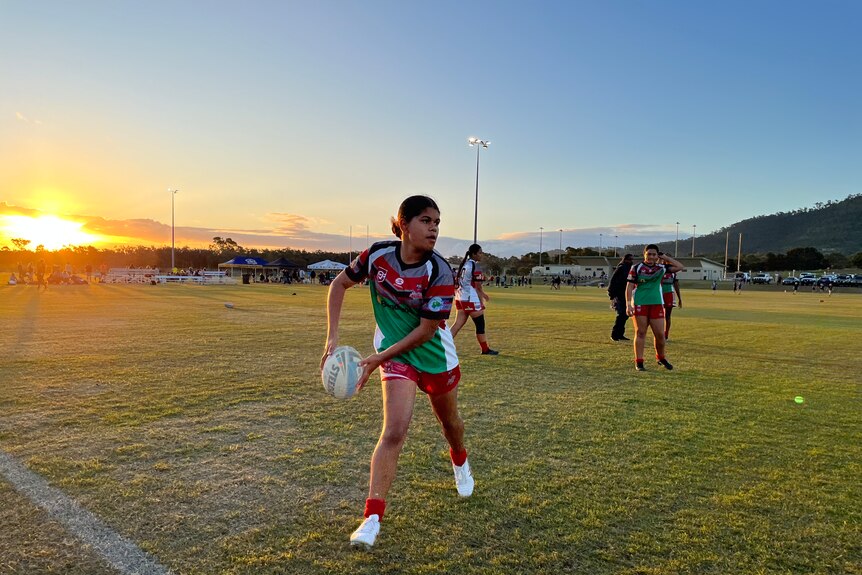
[0,450,172,575]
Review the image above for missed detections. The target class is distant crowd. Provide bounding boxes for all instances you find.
[8,261,107,287]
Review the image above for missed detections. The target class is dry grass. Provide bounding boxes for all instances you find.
[1,282,860,574]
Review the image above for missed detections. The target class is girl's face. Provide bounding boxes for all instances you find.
[401,207,440,252]
[472,250,484,261]
[644,249,659,264]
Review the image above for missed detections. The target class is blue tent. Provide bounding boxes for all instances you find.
[220,256,270,266]
[218,257,271,280]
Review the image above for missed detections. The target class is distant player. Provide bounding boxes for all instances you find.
[626,245,685,371]
[450,244,499,355]
[661,270,682,341]
[322,195,474,549]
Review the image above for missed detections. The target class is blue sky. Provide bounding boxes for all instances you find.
[1,0,859,256]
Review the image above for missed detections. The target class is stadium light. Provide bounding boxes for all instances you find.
[467,137,490,244]
[539,227,543,267]
[169,188,179,270]
[691,224,697,257]
[614,235,618,257]
[558,229,562,264]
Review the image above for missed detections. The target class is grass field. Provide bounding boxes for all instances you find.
[1,282,860,575]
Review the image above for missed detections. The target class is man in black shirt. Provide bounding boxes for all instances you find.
[607,254,634,341]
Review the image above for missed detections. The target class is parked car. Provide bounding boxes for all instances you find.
[800,276,818,286]
[751,274,773,284]
[782,276,799,285]
[834,274,856,286]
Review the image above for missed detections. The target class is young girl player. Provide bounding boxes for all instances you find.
[450,243,498,355]
[625,245,685,371]
[321,195,474,549]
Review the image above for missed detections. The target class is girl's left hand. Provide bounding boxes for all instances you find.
[482,292,491,302]
[357,353,385,390]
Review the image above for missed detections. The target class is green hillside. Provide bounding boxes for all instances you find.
[656,194,862,256]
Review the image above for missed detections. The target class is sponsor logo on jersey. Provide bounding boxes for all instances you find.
[409,289,423,299]
[428,296,445,311]
[377,269,387,282]
[394,277,404,287]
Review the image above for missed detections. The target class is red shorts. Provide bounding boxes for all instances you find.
[633,304,665,319]
[455,300,484,312]
[662,292,674,307]
[380,361,461,396]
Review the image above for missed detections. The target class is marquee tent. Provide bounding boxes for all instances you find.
[218,256,270,278]
[307,259,348,272]
[266,257,302,269]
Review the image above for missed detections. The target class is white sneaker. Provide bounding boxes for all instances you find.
[453,459,474,497]
[350,514,380,549]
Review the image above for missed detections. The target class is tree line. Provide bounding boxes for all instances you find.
[3,237,860,276]
[0,237,354,271]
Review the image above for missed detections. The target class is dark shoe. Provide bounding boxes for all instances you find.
[481,349,499,355]
[635,363,646,372]
[618,336,630,341]
[657,359,674,370]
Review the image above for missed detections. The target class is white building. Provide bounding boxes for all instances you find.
[532,256,725,281]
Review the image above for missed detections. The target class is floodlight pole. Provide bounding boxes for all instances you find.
[539,227,543,267]
[614,235,618,257]
[468,137,490,244]
[691,224,697,257]
[558,229,563,264]
[599,233,603,255]
[675,222,680,257]
[169,188,179,270]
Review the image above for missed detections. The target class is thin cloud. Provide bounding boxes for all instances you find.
[15,112,42,125]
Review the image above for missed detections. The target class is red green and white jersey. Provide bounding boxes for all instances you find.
[661,271,676,306]
[628,262,666,306]
[346,240,459,374]
[456,258,483,304]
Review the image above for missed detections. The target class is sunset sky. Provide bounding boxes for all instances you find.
[2,1,859,257]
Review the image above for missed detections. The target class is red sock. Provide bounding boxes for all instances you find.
[636,358,644,364]
[478,339,490,352]
[364,498,385,519]
[656,355,665,361]
[450,447,468,467]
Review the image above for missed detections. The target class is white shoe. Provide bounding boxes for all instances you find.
[350,514,380,549]
[453,459,475,497]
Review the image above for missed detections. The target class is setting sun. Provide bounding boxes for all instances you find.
[2,215,101,250]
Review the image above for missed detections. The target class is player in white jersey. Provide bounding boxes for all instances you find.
[450,244,499,355]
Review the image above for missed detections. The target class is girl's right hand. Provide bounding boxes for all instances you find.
[626,303,635,316]
[320,338,338,371]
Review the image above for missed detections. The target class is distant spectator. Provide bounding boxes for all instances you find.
[36,259,48,291]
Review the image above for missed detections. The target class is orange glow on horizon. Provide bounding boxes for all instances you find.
[2,215,104,250]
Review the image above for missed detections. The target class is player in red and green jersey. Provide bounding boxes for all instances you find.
[322,195,474,549]
[625,244,685,372]
[661,270,682,341]
[450,243,498,355]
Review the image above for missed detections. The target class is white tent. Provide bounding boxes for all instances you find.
[307,260,348,272]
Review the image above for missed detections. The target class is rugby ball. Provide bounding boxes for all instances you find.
[321,346,363,399]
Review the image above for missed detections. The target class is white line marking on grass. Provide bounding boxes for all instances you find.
[0,450,172,575]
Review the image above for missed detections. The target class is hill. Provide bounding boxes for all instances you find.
[655,194,862,256]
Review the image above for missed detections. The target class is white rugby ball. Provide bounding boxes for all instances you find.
[321,346,363,399]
